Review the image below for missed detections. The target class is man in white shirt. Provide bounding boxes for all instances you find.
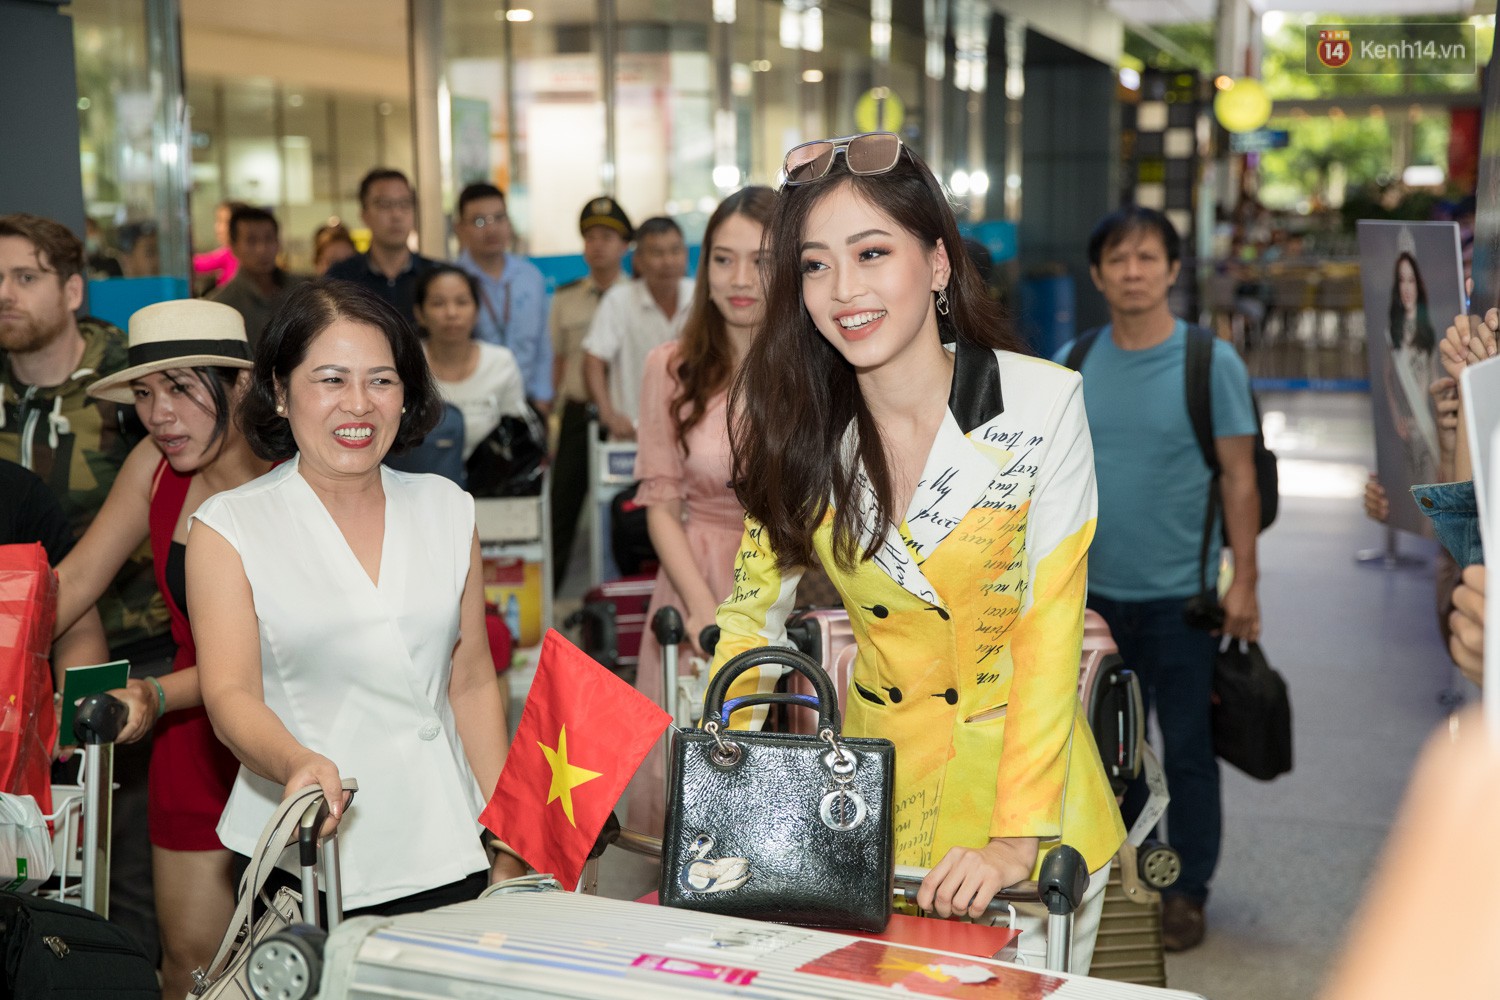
[582,216,692,440]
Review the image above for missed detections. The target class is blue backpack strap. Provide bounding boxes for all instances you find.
[1063,327,1103,372]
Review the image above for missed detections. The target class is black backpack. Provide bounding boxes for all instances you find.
[1064,324,1279,535]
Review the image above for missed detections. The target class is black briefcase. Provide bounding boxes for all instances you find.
[0,891,159,998]
[1211,640,1293,781]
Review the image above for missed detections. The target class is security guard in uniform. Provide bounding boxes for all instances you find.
[550,196,633,590]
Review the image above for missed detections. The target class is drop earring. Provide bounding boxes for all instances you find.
[936,288,950,316]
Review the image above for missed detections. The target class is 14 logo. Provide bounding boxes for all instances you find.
[1318,29,1352,69]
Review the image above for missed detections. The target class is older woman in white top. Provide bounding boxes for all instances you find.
[414,264,529,461]
[190,280,525,914]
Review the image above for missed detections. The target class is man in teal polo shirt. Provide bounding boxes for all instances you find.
[1055,206,1261,953]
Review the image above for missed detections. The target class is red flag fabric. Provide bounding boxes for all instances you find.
[0,544,59,814]
[481,628,671,889]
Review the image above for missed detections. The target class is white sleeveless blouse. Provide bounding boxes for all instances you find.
[192,456,488,908]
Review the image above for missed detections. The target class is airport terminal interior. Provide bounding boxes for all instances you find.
[0,0,1491,998]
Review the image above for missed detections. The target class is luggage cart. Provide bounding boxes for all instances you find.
[312,878,1205,998]
[39,693,128,916]
[587,418,640,587]
[475,467,555,654]
[681,611,1180,982]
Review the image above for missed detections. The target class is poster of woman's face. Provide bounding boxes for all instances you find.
[1357,220,1465,538]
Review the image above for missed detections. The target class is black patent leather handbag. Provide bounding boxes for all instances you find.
[659,647,895,932]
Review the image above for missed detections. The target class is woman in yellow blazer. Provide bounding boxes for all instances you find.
[711,132,1125,974]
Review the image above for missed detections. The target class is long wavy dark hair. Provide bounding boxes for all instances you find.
[728,144,1024,571]
[670,186,777,455]
[1386,251,1435,354]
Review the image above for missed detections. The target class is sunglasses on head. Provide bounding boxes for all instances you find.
[781,132,904,186]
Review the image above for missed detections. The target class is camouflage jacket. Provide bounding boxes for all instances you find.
[0,317,170,654]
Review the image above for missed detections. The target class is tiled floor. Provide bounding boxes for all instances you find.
[543,390,1463,1000]
[1161,391,1465,999]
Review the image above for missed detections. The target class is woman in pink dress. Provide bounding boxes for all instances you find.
[627,186,776,835]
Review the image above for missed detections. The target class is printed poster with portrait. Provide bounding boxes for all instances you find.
[1356,220,1465,538]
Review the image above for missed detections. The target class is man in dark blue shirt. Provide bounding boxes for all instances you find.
[325,169,436,323]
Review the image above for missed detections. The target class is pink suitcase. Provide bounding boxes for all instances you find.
[782,608,1143,793]
[781,607,858,734]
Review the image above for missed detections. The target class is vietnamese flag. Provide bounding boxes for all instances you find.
[481,628,671,889]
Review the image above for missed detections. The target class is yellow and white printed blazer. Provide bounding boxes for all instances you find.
[711,343,1126,877]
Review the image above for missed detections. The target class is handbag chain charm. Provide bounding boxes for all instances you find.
[818,728,867,832]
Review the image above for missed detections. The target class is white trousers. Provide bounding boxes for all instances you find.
[1004,860,1112,975]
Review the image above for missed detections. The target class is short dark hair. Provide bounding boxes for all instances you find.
[413,264,482,332]
[635,216,682,243]
[456,182,506,219]
[358,169,412,207]
[239,279,443,460]
[1087,206,1181,269]
[0,213,85,283]
[228,205,278,244]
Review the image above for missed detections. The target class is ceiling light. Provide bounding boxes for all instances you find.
[506,8,534,21]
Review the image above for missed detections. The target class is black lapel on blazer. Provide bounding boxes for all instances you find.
[948,339,1004,434]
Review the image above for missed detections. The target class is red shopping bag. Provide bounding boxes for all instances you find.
[0,543,59,814]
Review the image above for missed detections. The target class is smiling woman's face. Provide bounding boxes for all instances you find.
[797,182,949,374]
[280,317,404,481]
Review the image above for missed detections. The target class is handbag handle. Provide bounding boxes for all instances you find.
[702,646,840,733]
[192,778,358,994]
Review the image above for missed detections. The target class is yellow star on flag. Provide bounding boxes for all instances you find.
[537,724,603,826]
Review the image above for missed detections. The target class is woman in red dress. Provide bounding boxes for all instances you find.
[53,298,271,999]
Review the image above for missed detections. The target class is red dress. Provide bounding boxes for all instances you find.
[145,460,241,851]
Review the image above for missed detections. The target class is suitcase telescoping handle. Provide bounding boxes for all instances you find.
[702,646,841,734]
[651,606,684,729]
[74,693,128,918]
[297,796,345,928]
[194,780,358,997]
[893,844,1088,973]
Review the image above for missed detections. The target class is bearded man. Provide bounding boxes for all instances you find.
[0,211,169,961]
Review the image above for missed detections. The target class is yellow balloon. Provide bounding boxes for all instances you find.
[1213,78,1272,134]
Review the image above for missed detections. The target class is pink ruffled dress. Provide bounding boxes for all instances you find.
[625,340,747,836]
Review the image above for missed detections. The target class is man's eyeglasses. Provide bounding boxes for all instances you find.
[370,198,414,212]
[465,213,509,229]
[782,132,903,186]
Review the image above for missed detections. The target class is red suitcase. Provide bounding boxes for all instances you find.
[564,574,656,680]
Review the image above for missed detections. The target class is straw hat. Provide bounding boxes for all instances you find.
[88,299,254,404]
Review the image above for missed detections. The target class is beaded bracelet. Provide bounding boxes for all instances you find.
[146,676,167,719]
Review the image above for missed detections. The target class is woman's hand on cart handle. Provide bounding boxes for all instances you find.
[283,751,348,838]
[107,679,159,744]
[917,836,1040,920]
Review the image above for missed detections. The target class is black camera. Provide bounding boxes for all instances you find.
[1183,591,1225,632]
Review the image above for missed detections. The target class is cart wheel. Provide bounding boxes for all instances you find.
[249,924,326,1000]
[1137,840,1181,890]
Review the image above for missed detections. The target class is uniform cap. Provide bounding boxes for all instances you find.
[579,197,633,241]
